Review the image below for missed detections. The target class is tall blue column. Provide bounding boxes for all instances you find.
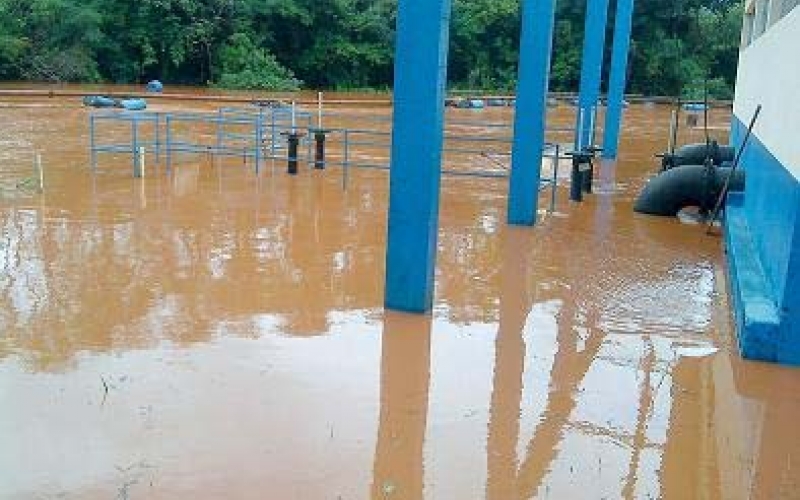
[575,0,611,150]
[602,0,636,159]
[507,0,558,226]
[384,0,451,313]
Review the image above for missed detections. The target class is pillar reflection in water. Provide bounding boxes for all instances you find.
[371,312,432,500]
[486,228,535,499]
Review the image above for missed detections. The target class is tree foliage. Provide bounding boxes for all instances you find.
[0,0,743,96]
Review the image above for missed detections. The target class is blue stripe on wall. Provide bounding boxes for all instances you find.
[731,117,800,303]
[727,115,800,364]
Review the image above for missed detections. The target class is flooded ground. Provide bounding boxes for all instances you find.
[1,91,799,499]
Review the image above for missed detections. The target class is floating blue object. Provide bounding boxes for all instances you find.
[119,98,147,111]
[683,102,708,112]
[83,95,117,108]
[146,80,164,93]
[454,99,485,109]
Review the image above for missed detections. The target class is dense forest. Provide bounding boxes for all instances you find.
[0,0,742,98]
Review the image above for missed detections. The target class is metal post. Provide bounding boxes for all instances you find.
[154,113,161,166]
[570,156,584,202]
[343,129,350,190]
[318,92,324,129]
[507,0,557,226]
[134,146,145,178]
[602,0,636,159]
[254,113,262,174]
[131,115,139,176]
[90,114,97,170]
[574,0,611,150]
[668,109,678,154]
[165,115,172,173]
[384,0,452,312]
[314,131,327,169]
[216,108,223,157]
[270,109,276,158]
[306,116,313,167]
[550,144,560,212]
[582,157,593,193]
[286,132,302,175]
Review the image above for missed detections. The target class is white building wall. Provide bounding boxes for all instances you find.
[734,5,800,179]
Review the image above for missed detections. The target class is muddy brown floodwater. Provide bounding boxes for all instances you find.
[1,90,799,500]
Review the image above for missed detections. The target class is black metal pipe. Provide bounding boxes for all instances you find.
[314,131,326,169]
[570,159,583,202]
[582,161,593,193]
[633,164,745,216]
[286,132,302,175]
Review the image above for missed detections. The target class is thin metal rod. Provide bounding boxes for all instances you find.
[136,146,146,178]
[550,144,560,213]
[131,116,139,175]
[154,113,161,166]
[165,116,172,173]
[343,129,350,190]
[706,104,762,233]
[90,115,97,170]
[668,109,678,154]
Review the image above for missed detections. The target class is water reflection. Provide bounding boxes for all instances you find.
[0,99,798,500]
[372,312,432,499]
[486,229,534,500]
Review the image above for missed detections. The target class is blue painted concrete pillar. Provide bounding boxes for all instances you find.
[575,0,611,150]
[384,0,452,312]
[507,0,558,226]
[602,0,636,159]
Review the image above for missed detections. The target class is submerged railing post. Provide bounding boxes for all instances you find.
[342,129,350,189]
[134,146,145,178]
[507,0,558,226]
[313,131,327,169]
[602,0,636,159]
[131,115,139,176]
[384,0,452,312]
[574,0,611,150]
[550,144,560,213]
[284,131,304,175]
[154,113,161,166]
[254,113,262,174]
[89,114,97,170]
[570,156,584,202]
[165,115,172,174]
[270,109,277,158]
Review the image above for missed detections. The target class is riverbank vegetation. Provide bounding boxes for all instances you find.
[0,0,741,97]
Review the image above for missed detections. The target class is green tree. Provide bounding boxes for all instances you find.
[216,32,300,90]
[0,0,747,97]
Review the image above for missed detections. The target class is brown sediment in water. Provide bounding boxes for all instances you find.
[0,91,798,500]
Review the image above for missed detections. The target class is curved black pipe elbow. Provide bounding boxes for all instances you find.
[634,165,745,216]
